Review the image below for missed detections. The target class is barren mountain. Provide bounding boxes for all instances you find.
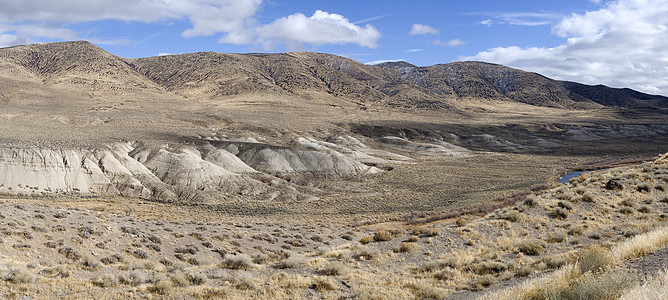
[0,40,666,205]
[379,60,668,109]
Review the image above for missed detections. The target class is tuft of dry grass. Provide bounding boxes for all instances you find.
[578,247,613,274]
[619,268,668,300]
[222,253,255,270]
[518,239,545,255]
[359,236,373,244]
[396,242,418,253]
[613,226,668,262]
[373,230,393,242]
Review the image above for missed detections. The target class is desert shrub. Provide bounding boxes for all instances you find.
[119,270,149,286]
[562,268,638,300]
[516,266,533,277]
[425,227,442,237]
[318,262,346,276]
[619,207,635,215]
[568,225,585,236]
[518,239,545,256]
[58,246,80,260]
[547,231,567,243]
[133,249,148,259]
[523,195,538,207]
[77,226,97,239]
[353,246,381,261]
[605,179,624,191]
[275,253,306,269]
[637,183,651,192]
[434,267,459,281]
[146,234,162,244]
[472,274,496,291]
[175,244,198,255]
[558,192,574,201]
[101,253,124,265]
[407,235,420,242]
[82,254,102,269]
[455,216,471,226]
[417,258,459,273]
[186,271,207,285]
[2,266,34,283]
[404,282,450,299]
[661,196,668,203]
[655,184,665,191]
[621,198,636,207]
[396,242,418,253]
[150,279,173,294]
[40,265,69,278]
[558,201,574,210]
[222,253,254,270]
[313,276,338,291]
[232,271,257,290]
[92,273,118,287]
[543,256,567,269]
[581,192,596,203]
[551,208,569,219]
[373,230,393,242]
[500,209,521,222]
[359,236,373,244]
[637,205,652,213]
[578,247,613,274]
[469,261,508,275]
[169,272,189,287]
[252,253,272,265]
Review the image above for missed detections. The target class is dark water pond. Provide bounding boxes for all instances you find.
[558,169,608,184]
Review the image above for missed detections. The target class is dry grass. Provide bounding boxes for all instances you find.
[479,226,668,300]
[613,226,668,262]
[620,269,668,300]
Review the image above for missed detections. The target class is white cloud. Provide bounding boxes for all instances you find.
[256,10,381,49]
[499,12,562,26]
[405,48,425,52]
[0,0,262,47]
[466,11,562,27]
[435,39,466,47]
[463,0,668,94]
[365,59,404,65]
[409,24,439,35]
[0,1,380,50]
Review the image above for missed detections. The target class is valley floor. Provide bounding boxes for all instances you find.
[0,153,666,299]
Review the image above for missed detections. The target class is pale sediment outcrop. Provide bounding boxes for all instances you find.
[0,137,388,200]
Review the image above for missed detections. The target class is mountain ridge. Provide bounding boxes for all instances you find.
[1,41,666,111]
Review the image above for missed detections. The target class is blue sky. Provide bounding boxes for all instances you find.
[1,0,667,94]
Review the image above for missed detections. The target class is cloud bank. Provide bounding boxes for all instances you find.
[464,0,668,94]
[0,0,381,50]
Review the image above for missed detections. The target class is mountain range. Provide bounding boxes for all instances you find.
[1,41,666,113]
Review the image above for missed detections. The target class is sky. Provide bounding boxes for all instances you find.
[0,0,667,95]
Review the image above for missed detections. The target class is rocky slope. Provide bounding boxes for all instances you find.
[378,61,668,109]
